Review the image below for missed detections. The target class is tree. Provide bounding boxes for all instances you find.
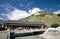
[51,23,59,28]
[57,14,60,16]
[40,13,47,17]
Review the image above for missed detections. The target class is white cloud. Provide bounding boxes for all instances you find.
[6,8,42,20]
[0,5,4,7]
[45,8,47,10]
[27,3,30,6]
[1,3,42,20]
[6,9,31,20]
[28,8,42,14]
[0,18,3,20]
[0,3,15,12]
[0,13,7,16]
[53,10,60,14]
[0,4,31,20]
[20,3,24,7]
[49,8,52,10]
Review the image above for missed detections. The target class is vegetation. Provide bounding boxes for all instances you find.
[22,12,60,27]
[22,14,34,21]
[0,19,4,24]
[36,13,47,17]
[51,23,59,28]
[57,14,60,16]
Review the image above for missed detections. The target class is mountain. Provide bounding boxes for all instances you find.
[0,19,4,24]
[21,12,60,27]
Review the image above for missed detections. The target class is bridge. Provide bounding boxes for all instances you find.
[12,29,46,33]
[3,21,47,30]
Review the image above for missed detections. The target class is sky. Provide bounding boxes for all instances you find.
[0,0,60,20]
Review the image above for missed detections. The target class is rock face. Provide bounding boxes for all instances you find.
[22,12,60,27]
[34,12,41,15]
[41,28,60,39]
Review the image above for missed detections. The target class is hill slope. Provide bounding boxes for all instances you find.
[0,19,4,24]
[22,12,60,27]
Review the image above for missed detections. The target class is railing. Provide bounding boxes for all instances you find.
[11,29,46,33]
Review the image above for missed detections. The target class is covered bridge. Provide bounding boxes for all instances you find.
[3,20,47,30]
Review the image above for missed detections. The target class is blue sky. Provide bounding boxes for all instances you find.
[0,0,60,20]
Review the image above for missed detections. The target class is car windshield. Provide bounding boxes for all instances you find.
[15,35,43,39]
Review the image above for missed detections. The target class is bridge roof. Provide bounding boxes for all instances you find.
[4,20,46,26]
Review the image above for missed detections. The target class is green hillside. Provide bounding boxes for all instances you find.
[22,12,60,27]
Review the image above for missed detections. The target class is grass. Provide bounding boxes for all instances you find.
[22,12,60,27]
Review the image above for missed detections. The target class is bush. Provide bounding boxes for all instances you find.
[51,23,59,28]
[40,13,46,17]
[36,13,46,17]
[57,14,60,16]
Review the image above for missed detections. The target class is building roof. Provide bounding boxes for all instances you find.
[4,20,46,27]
